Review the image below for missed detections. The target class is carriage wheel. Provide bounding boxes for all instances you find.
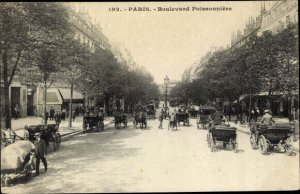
[52,133,60,151]
[1,174,7,186]
[250,134,258,149]
[24,164,32,179]
[259,135,268,155]
[3,176,12,186]
[55,133,61,148]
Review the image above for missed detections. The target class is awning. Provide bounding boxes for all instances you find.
[58,88,84,103]
[38,88,63,105]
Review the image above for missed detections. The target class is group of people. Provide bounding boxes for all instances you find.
[157,108,177,129]
[43,106,83,126]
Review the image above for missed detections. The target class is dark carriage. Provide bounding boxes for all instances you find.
[207,123,238,152]
[83,115,104,133]
[188,109,199,119]
[249,122,294,155]
[133,112,147,129]
[144,104,156,119]
[27,124,61,151]
[1,141,36,186]
[196,106,216,129]
[176,112,190,126]
[114,114,127,129]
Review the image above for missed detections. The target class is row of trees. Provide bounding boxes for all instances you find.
[170,23,299,116]
[1,2,159,128]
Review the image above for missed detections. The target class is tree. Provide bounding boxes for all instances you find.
[0,3,32,128]
[59,38,91,127]
[21,2,72,125]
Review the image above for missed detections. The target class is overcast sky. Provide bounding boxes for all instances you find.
[73,1,274,84]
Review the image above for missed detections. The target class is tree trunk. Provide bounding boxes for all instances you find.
[68,76,74,127]
[2,50,11,129]
[43,82,47,126]
[4,84,11,129]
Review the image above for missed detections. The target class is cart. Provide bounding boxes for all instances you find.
[207,122,238,152]
[27,124,61,151]
[133,112,147,129]
[1,141,36,186]
[196,106,216,129]
[176,112,190,126]
[114,114,127,129]
[249,122,294,155]
[83,115,104,133]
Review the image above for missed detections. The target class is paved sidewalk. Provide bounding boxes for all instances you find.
[229,119,299,152]
[11,116,114,137]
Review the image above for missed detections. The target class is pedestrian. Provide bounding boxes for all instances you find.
[169,112,176,130]
[34,133,47,176]
[158,109,164,129]
[49,106,55,120]
[42,112,49,124]
[61,108,66,121]
[14,104,20,120]
[55,111,61,127]
[72,110,76,122]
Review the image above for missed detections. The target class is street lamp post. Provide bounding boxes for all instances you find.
[164,75,170,113]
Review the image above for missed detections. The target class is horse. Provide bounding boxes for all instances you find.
[134,111,147,129]
[1,128,30,149]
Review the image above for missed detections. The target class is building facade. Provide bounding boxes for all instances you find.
[257,0,298,36]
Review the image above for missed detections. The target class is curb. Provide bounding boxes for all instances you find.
[60,120,114,141]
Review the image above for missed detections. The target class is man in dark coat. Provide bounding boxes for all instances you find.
[49,106,55,120]
[55,111,61,127]
[34,133,47,176]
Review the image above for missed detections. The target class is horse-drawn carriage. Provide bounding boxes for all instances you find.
[197,106,216,129]
[133,112,147,129]
[249,122,294,155]
[114,113,127,129]
[188,105,199,118]
[176,112,190,126]
[1,141,36,186]
[207,119,238,152]
[27,124,61,151]
[83,115,104,133]
[144,104,156,119]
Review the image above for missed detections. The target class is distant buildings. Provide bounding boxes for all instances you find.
[65,3,111,53]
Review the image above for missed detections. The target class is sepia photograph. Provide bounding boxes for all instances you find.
[0,1,299,192]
